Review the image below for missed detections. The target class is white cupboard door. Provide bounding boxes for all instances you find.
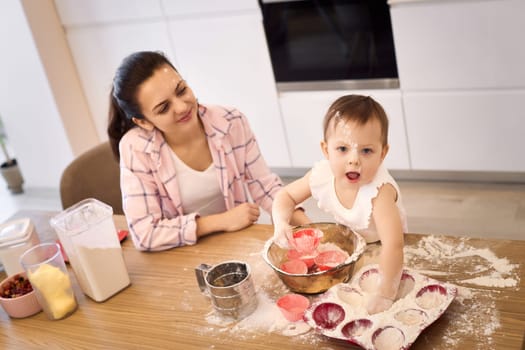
[65,22,174,140]
[404,90,525,172]
[54,0,163,26]
[390,0,525,90]
[167,14,291,167]
[278,91,328,168]
[279,90,410,170]
[160,0,259,16]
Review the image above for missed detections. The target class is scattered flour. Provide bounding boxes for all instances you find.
[404,236,520,289]
[195,236,520,349]
[460,275,518,288]
[197,255,321,347]
[439,286,501,349]
[202,289,318,345]
[179,290,193,311]
[404,236,520,349]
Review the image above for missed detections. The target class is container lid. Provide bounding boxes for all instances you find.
[50,198,113,236]
[0,218,34,248]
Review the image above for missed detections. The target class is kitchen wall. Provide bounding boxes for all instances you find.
[1,0,524,191]
[0,0,98,190]
[54,0,292,168]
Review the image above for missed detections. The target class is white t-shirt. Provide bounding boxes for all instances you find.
[170,150,226,216]
[310,159,408,243]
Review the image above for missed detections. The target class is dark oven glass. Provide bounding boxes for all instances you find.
[259,0,398,84]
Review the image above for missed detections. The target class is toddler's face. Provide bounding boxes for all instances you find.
[321,117,388,188]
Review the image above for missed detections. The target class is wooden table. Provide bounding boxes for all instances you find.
[0,212,524,350]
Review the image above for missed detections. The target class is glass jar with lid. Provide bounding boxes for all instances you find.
[50,198,130,302]
[0,218,40,275]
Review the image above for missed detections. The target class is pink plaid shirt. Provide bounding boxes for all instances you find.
[119,104,282,251]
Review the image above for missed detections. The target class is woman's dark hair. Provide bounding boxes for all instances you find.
[107,51,176,160]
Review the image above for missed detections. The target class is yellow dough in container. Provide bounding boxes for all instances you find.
[29,263,77,319]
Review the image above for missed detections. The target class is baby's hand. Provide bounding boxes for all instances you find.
[366,294,394,315]
[273,222,292,248]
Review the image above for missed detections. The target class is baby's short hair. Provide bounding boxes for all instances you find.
[322,95,389,146]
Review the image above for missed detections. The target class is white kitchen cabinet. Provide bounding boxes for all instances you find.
[65,22,175,140]
[404,90,525,172]
[160,0,259,17]
[57,0,289,167]
[54,0,163,26]
[167,13,291,167]
[279,90,410,170]
[390,0,525,90]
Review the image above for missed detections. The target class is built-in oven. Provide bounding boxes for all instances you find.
[259,0,399,91]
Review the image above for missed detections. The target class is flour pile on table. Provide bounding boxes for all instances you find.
[199,256,321,346]
[199,237,520,349]
[202,290,321,347]
[405,235,519,288]
[205,289,312,336]
[404,235,520,349]
[441,286,500,348]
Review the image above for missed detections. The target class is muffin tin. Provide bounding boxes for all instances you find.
[303,264,457,350]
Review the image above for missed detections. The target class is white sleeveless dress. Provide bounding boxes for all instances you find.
[310,160,408,243]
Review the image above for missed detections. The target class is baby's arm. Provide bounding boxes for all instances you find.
[368,183,405,314]
[272,171,313,247]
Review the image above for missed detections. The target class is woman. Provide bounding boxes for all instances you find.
[108,51,308,251]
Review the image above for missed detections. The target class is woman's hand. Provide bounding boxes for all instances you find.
[196,203,259,237]
[220,203,260,232]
